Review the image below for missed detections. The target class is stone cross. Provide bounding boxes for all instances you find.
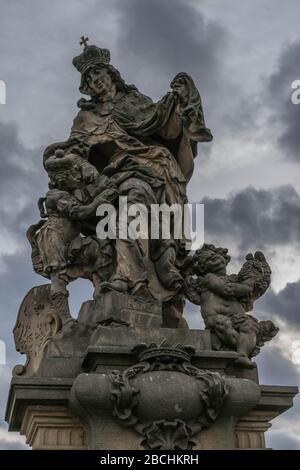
[80,36,89,47]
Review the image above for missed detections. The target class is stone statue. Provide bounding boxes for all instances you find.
[8,40,296,453]
[38,42,213,328]
[24,40,278,363]
[184,244,279,368]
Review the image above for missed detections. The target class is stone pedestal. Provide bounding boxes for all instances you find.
[6,312,298,450]
[6,376,297,450]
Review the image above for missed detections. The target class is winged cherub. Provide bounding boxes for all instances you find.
[185,244,279,368]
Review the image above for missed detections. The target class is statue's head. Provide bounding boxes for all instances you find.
[192,244,231,276]
[45,150,82,191]
[72,44,128,98]
[259,320,279,343]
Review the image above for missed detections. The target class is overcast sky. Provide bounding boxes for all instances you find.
[0,0,300,450]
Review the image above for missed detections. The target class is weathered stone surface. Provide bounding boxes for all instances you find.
[82,328,236,373]
[5,39,298,451]
[88,324,211,350]
[6,377,73,432]
[21,405,87,450]
[12,285,62,378]
[6,349,298,450]
[70,343,259,450]
[184,245,279,368]
[24,41,214,330]
[78,291,162,328]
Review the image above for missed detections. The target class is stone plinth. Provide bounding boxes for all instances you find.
[6,323,298,450]
[6,374,298,450]
[78,292,163,328]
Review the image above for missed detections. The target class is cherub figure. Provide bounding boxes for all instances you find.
[27,150,118,324]
[185,244,279,368]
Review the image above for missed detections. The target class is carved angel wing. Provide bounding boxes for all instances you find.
[237,251,271,307]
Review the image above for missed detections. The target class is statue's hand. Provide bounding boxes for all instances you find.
[170,75,189,107]
[96,187,119,204]
[70,205,91,221]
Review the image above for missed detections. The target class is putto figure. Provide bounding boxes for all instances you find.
[185,244,279,368]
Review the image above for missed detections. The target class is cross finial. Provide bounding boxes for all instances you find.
[80,36,89,47]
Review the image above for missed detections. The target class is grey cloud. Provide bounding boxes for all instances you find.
[266,40,300,161]
[185,300,204,330]
[0,0,299,450]
[0,438,29,451]
[0,411,29,449]
[114,0,262,152]
[267,432,300,450]
[256,345,300,386]
[0,121,49,369]
[258,280,300,329]
[202,184,300,252]
[115,0,227,104]
[0,120,46,238]
[201,184,300,330]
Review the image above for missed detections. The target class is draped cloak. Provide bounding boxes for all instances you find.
[47,80,213,301]
[69,86,212,187]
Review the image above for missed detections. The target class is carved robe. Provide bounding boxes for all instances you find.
[66,78,212,300]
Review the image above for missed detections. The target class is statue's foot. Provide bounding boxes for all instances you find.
[235,355,256,369]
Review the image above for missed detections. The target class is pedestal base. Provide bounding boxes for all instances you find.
[6,290,298,451]
[6,324,298,450]
[6,377,297,450]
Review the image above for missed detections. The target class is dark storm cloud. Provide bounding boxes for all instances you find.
[0,121,27,181]
[116,0,227,102]
[0,120,48,367]
[0,0,299,450]
[266,40,300,161]
[258,280,300,328]
[202,184,300,251]
[0,120,46,240]
[114,0,261,142]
